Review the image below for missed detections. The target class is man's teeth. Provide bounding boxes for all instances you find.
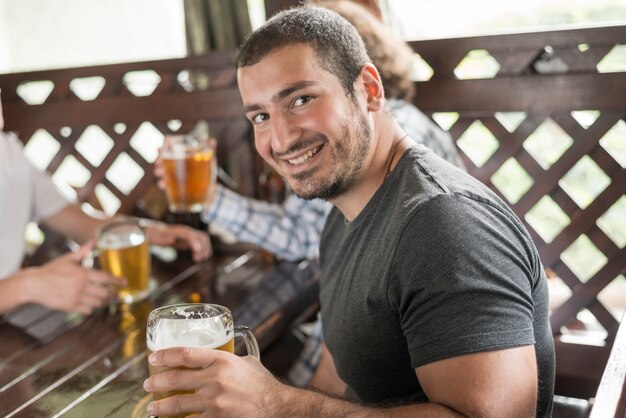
[288,146,320,165]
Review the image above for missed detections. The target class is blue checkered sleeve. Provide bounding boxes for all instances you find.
[202,185,332,261]
[287,313,324,387]
[388,98,466,170]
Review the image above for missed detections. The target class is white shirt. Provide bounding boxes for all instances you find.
[0,132,68,279]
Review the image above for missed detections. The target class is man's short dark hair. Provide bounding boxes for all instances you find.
[314,0,416,102]
[237,5,371,95]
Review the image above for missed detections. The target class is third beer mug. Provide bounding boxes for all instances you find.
[162,135,216,213]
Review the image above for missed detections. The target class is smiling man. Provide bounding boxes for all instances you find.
[144,6,555,417]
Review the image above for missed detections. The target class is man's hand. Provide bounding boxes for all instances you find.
[20,242,125,315]
[143,347,290,418]
[144,222,211,262]
[152,145,168,192]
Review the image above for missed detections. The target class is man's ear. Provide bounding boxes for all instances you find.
[359,63,384,112]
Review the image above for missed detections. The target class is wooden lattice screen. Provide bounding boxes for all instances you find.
[410,25,626,397]
[0,52,256,213]
[0,52,259,266]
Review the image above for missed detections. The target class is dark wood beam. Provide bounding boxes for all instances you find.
[413,73,626,113]
[264,0,299,19]
[3,89,244,131]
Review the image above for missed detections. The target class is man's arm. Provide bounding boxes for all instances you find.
[292,344,536,418]
[41,203,106,244]
[309,342,347,396]
[205,186,331,261]
[144,344,536,418]
[415,345,537,418]
[41,204,211,261]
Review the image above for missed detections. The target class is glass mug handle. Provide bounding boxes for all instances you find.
[234,325,260,360]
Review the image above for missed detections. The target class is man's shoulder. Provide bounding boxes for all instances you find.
[394,150,527,241]
[401,147,500,203]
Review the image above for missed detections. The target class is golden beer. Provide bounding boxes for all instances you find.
[147,338,234,418]
[146,304,259,418]
[162,135,216,213]
[98,220,151,303]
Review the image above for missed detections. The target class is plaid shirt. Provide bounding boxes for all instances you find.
[388,98,465,170]
[203,185,331,262]
[287,312,324,387]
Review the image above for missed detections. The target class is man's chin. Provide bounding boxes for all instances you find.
[288,183,316,201]
[290,180,343,201]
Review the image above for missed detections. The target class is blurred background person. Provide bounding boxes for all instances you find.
[0,90,211,315]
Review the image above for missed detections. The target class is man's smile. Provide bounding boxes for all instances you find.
[287,144,323,165]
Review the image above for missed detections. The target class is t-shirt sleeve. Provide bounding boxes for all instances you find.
[388,193,538,369]
[4,133,69,222]
[29,162,71,222]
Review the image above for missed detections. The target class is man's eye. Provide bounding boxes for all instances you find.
[252,113,269,124]
[294,96,313,107]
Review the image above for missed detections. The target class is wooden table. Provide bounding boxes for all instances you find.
[0,250,320,417]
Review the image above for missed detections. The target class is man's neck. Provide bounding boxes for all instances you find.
[330,119,408,222]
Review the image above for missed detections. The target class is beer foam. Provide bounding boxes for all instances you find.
[163,142,194,159]
[99,230,145,249]
[147,316,231,351]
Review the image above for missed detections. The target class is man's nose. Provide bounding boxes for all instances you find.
[269,114,300,155]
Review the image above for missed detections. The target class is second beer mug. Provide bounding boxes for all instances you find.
[162,134,216,214]
[97,219,152,304]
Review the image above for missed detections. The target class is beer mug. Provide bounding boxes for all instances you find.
[88,219,152,304]
[146,303,259,418]
[161,134,216,213]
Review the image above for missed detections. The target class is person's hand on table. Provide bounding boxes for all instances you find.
[144,221,211,262]
[144,346,290,418]
[18,242,125,315]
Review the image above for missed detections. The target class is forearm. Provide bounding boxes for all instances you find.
[0,269,36,313]
[42,204,108,244]
[275,387,464,418]
[205,186,326,260]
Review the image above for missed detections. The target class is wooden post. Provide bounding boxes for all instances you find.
[264,0,299,19]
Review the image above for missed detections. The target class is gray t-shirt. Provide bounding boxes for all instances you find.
[319,145,554,417]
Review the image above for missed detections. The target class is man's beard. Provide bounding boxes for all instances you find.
[289,106,372,201]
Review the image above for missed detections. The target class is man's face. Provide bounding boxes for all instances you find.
[238,44,372,200]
